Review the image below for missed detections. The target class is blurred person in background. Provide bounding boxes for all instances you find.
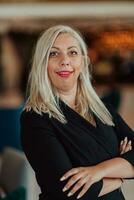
[121,50,134,83]
[21,25,134,200]
[0,33,23,152]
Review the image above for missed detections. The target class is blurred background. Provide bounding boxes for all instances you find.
[0,0,134,200]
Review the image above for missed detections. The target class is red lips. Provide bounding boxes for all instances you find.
[56,71,74,77]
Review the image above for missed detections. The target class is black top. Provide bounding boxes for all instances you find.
[20,100,134,200]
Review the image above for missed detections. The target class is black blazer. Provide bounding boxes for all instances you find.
[20,100,134,200]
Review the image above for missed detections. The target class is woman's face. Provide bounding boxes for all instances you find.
[47,33,83,92]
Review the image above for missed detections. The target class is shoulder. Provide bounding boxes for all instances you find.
[101,98,117,115]
[101,100,127,128]
[101,99,119,124]
[20,109,51,128]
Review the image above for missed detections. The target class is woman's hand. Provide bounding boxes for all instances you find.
[120,137,132,155]
[60,137,132,199]
[60,165,104,199]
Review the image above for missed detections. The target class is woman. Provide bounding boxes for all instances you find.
[20,25,134,200]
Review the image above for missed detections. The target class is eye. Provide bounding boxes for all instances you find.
[69,50,78,56]
[49,51,59,58]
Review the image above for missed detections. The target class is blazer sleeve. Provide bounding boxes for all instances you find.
[106,104,134,168]
[20,111,103,200]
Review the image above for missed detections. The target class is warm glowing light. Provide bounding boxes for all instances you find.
[100,31,134,49]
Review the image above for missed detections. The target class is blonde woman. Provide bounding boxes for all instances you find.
[20,25,134,200]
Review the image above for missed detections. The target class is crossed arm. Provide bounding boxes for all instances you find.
[60,137,133,199]
[21,109,134,200]
[59,105,134,199]
[99,137,133,196]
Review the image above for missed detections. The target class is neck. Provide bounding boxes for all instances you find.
[58,84,77,109]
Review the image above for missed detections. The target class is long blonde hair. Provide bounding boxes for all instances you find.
[25,25,114,126]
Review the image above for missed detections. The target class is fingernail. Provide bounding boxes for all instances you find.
[67,192,73,197]
[120,140,123,145]
[62,187,67,192]
[128,140,132,145]
[60,176,66,181]
[124,137,127,141]
[77,194,81,199]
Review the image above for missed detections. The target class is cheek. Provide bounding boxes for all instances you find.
[74,59,82,74]
[47,62,55,78]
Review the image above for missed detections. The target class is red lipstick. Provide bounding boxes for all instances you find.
[56,71,74,78]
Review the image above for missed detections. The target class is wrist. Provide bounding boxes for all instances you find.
[95,164,106,179]
[96,159,115,178]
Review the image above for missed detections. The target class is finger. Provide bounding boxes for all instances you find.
[126,140,132,151]
[124,140,132,151]
[121,137,128,152]
[60,167,81,181]
[62,173,82,192]
[120,138,127,153]
[120,137,128,148]
[67,176,87,197]
[120,140,132,154]
[124,143,131,152]
[123,137,128,144]
[128,140,132,147]
[77,180,92,199]
[119,140,123,151]
[128,140,132,150]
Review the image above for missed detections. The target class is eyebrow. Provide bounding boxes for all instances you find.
[51,46,79,50]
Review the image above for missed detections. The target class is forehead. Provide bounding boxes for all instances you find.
[52,33,80,48]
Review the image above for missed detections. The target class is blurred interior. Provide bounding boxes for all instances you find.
[0,0,134,200]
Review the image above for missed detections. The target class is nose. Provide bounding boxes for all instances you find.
[60,54,70,67]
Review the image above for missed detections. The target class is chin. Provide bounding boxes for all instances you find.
[57,85,74,92]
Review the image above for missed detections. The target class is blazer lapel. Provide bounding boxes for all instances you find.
[59,99,117,158]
